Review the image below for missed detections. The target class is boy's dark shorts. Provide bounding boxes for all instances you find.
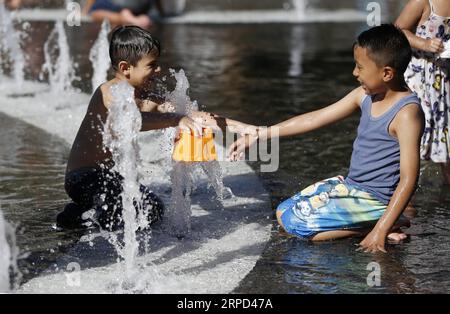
[57,167,164,230]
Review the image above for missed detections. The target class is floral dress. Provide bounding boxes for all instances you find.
[404,0,450,163]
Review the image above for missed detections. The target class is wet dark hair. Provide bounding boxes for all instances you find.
[354,24,411,76]
[109,25,161,71]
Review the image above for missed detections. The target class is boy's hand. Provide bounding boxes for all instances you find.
[178,116,202,137]
[423,38,445,53]
[358,229,387,254]
[227,134,258,161]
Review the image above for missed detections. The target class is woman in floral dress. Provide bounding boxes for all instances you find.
[396,0,450,184]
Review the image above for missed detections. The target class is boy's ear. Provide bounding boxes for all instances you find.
[382,66,395,82]
[118,61,131,78]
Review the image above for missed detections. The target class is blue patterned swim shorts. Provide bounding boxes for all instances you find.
[277,176,387,239]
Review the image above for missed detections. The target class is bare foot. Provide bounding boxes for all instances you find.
[136,15,152,28]
[120,9,135,23]
[387,216,410,242]
[404,203,417,219]
[387,232,408,242]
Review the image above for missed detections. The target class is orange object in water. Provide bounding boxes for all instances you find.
[172,127,217,162]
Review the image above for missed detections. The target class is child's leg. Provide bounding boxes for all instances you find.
[311,229,367,241]
[277,208,370,240]
[119,9,152,28]
[58,168,106,229]
[56,202,86,229]
[276,176,407,241]
[276,209,366,240]
[90,10,126,27]
[89,0,151,29]
[310,222,409,242]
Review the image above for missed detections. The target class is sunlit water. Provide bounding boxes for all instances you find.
[0,0,449,293]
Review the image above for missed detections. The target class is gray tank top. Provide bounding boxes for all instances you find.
[111,0,153,15]
[345,93,421,204]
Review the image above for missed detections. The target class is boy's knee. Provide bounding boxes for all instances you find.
[276,209,283,226]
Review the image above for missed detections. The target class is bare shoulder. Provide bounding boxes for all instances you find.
[412,0,430,18]
[397,102,423,122]
[351,86,367,108]
[392,101,424,135]
[99,81,114,109]
[412,0,428,8]
[396,0,428,26]
[405,0,428,12]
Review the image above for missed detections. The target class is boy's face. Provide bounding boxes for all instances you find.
[128,53,161,90]
[353,46,388,95]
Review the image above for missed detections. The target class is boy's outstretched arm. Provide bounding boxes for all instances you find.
[228,87,364,160]
[140,112,202,136]
[359,103,424,253]
[189,111,258,136]
[395,0,444,53]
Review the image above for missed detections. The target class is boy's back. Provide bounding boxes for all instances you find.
[66,83,114,173]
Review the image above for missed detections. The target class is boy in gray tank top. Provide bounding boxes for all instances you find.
[229,24,425,253]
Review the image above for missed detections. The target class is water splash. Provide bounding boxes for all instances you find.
[0,2,25,84]
[102,81,152,284]
[89,19,111,93]
[41,20,77,93]
[166,68,197,115]
[164,69,232,238]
